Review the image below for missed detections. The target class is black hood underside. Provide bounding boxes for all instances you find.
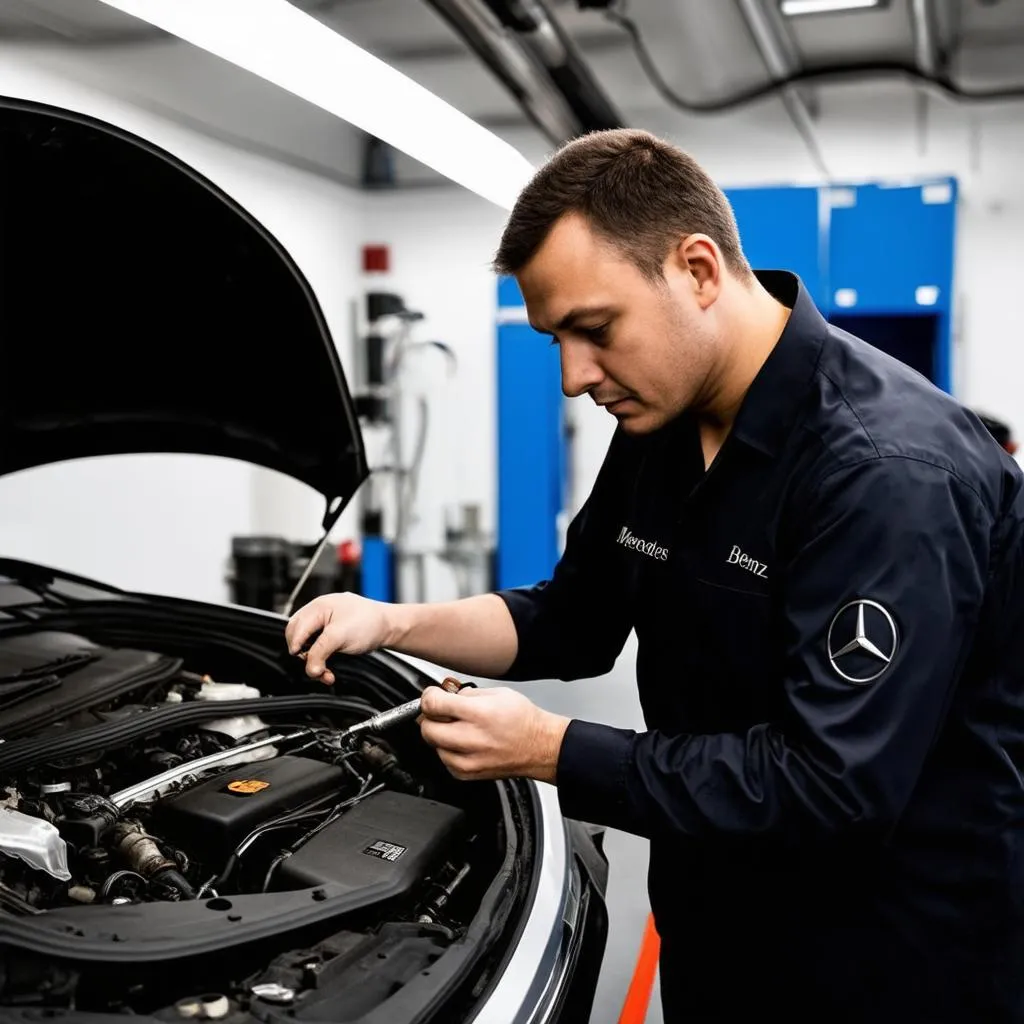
[0,97,367,528]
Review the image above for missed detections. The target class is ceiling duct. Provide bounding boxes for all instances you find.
[423,0,624,142]
[909,0,941,77]
[736,0,831,178]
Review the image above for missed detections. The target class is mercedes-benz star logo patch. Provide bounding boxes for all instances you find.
[826,599,899,684]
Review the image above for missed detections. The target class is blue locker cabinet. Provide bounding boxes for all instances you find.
[825,180,957,393]
[496,276,566,590]
[827,181,956,314]
[726,185,828,310]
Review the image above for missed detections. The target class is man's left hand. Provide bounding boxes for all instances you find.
[418,686,570,783]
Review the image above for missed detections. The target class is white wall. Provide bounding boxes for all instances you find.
[357,189,509,601]
[0,43,367,603]
[365,90,1024,531]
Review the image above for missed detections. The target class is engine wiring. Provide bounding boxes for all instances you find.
[100,869,148,901]
[260,782,387,894]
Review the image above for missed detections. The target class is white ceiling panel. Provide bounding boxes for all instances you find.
[579,0,773,106]
[777,0,916,63]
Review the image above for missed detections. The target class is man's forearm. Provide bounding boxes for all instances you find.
[385,593,519,678]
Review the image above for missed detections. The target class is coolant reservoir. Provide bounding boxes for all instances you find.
[196,680,277,762]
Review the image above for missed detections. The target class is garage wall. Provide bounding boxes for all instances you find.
[0,43,367,604]
[354,189,506,602]
[365,90,1024,541]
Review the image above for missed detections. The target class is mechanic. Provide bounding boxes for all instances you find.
[286,129,1024,1022]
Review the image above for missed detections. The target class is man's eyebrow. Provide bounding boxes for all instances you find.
[529,306,614,335]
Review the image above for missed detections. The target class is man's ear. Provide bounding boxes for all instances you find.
[667,234,722,309]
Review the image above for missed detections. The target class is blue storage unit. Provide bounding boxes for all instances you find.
[824,180,957,393]
[725,185,828,309]
[727,178,957,393]
[360,536,393,603]
[496,276,566,590]
[826,181,956,313]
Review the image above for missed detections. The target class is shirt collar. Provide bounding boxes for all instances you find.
[729,270,827,458]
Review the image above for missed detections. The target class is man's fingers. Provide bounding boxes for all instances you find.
[437,749,497,782]
[286,615,336,684]
[420,686,473,721]
[286,614,321,656]
[438,750,474,780]
[304,628,339,679]
[285,619,305,655]
[419,718,474,754]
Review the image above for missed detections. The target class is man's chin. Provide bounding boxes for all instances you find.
[614,410,656,435]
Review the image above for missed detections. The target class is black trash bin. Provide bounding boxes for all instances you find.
[227,535,295,612]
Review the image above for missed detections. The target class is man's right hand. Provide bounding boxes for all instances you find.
[286,593,397,685]
[285,591,519,685]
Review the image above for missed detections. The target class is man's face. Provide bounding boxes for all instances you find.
[516,212,719,435]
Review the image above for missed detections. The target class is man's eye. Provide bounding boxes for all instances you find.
[581,324,609,342]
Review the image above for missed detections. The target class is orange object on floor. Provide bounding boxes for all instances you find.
[617,913,661,1024]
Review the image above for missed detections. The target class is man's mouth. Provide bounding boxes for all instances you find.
[600,397,632,414]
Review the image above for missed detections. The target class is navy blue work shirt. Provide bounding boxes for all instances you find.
[497,271,1024,1022]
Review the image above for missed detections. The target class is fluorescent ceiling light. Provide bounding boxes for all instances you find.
[780,0,881,14]
[94,0,536,210]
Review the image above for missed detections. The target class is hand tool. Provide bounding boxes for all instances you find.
[291,630,475,740]
[336,676,473,744]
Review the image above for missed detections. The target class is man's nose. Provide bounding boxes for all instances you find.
[560,340,604,399]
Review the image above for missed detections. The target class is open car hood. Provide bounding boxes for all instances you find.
[0,97,367,530]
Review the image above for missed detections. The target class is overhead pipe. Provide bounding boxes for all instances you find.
[424,0,623,142]
[479,0,624,132]
[735,0,831,179]
[909,0,942,77]
[908,0,942,153]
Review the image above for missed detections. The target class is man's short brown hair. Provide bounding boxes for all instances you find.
[493,128,751,283]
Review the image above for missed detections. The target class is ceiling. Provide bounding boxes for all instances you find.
[312,0,1024,121]
[2,0,1023,186]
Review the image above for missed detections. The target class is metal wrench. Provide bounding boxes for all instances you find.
[335,676,473,743]
[331,679,468,745]
[292,630,474,739]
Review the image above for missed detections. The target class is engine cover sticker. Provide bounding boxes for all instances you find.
[363,840,407,862]
[226,779,270,795]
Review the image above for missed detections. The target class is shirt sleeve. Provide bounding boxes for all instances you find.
[555,456,993,840]
[495,431,636,683]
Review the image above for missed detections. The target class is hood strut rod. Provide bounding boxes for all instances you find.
[283,527,334,617]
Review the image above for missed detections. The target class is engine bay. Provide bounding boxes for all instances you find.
[0,617,521,1019]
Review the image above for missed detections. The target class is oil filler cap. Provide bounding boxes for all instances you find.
[225,779,270,795]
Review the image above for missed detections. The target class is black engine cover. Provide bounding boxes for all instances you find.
[275,790,465,903]
[0,630,182,739]
[152,755,346,863]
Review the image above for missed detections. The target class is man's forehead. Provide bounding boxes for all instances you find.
[515,216,638,329]
[530,215,620,269]
[518,262,613,328]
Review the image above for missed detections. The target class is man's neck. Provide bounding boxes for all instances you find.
[696,278,792,469]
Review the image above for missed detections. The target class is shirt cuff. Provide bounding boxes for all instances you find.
[493,587,546,680]
[555,719,639,832]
